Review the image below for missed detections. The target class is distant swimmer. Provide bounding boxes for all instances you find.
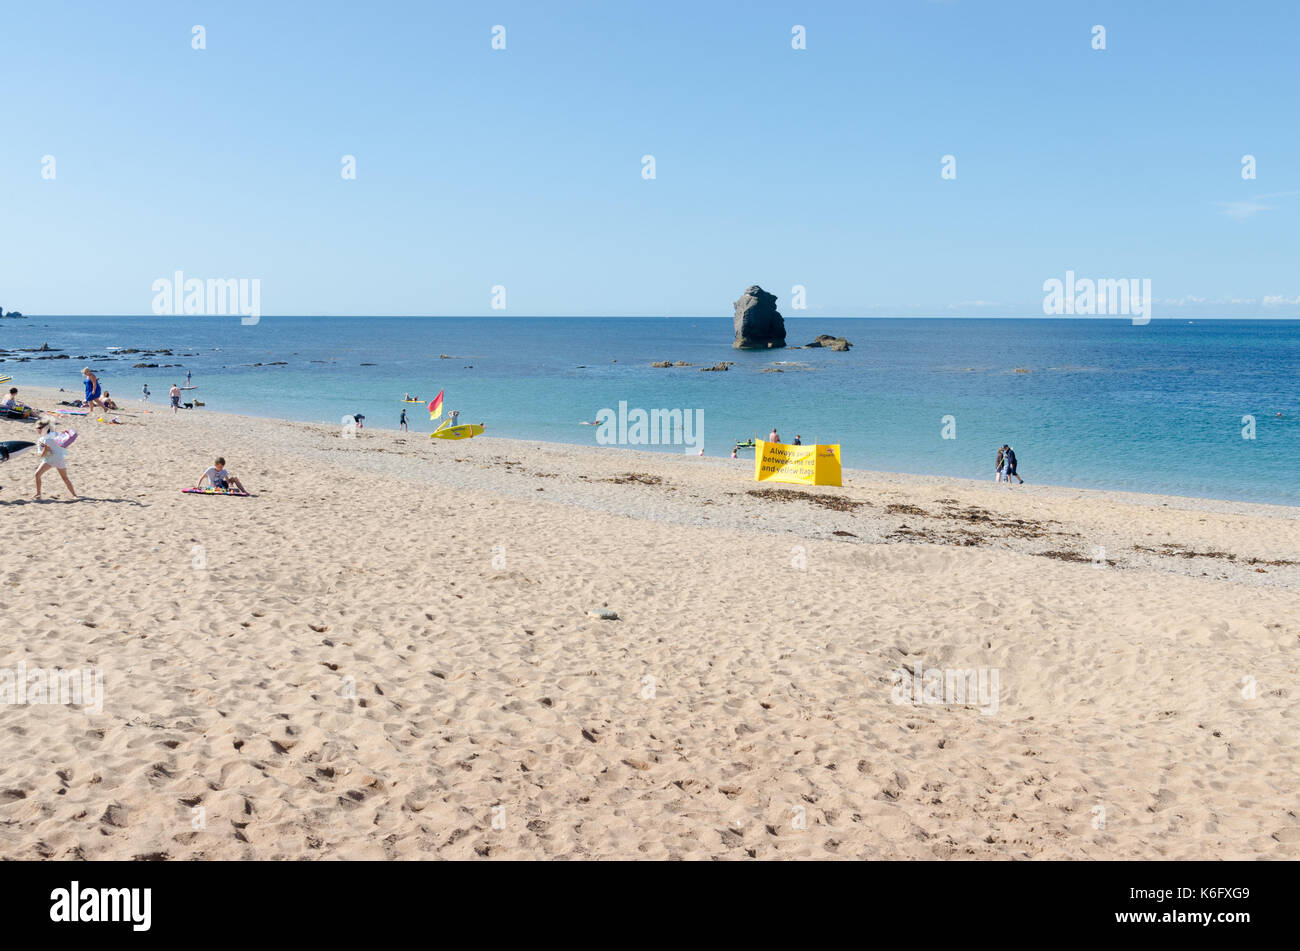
[768,427,780,443]
[793,435,802,445]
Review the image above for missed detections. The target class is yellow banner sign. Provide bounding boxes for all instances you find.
[754,440,842,486]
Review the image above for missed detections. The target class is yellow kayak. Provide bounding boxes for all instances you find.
[430,424,484,440]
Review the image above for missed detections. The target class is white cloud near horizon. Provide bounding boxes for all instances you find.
[1217,190,1300,221]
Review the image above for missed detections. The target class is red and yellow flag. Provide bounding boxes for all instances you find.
[428,389,444,421]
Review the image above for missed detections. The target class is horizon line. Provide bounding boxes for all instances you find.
[14,314,1300,321]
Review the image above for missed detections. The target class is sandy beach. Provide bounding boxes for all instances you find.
[1,384,1296,860]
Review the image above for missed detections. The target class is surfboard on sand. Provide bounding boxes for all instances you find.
[0,440,36,463]
[430,424,485,440]
[181,486,250,497]
[0,376,11,385]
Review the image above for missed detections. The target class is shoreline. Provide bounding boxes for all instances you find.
[10,385,1299,521]
[4,315,1298,509]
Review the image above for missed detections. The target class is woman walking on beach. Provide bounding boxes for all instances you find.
[81,368,105,413]
[33,420,77,499]
[994,446,1006,483]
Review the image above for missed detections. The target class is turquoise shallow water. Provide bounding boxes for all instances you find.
[2,316,1296,505]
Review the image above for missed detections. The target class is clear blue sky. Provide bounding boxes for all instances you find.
[2,0,1296,317]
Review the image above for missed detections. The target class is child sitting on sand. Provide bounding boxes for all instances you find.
[197,457,248,493]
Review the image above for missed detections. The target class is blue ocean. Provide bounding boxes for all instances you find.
[2,316,1296,505]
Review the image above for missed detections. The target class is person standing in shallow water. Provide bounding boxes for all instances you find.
[768,427,780,443]
[399,408,408,432]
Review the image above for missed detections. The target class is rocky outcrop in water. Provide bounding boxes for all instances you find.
[804,334,851,351]
[733,285,786,350]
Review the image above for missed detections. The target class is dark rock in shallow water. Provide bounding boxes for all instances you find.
[700,361,733,372]
[650,361,672,368]
[733,285,786,350]
[804,334,852,351]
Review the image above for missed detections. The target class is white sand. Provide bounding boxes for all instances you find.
[0,386,1296,859]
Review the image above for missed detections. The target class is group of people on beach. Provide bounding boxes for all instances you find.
[729,428,804,458]
[4,367,249,500]
[139,370,191,415]
[995,444,1023,484]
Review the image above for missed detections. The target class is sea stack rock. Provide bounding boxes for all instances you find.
[733,285,786,350]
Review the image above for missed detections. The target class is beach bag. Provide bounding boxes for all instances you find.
[53,429,78,448]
